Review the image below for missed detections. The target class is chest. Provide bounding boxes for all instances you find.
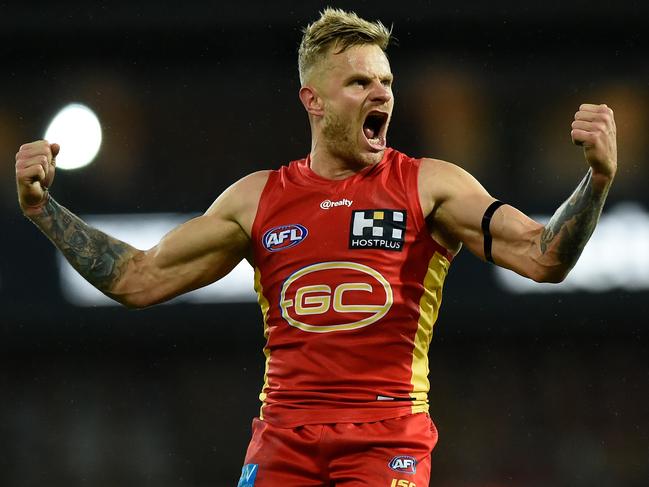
[255,183,412,262]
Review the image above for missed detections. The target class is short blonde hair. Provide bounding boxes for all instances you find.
[298,8,392,85]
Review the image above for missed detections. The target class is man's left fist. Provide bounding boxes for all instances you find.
[571,103,617,181]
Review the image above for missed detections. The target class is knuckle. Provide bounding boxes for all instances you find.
[598,122,609,133]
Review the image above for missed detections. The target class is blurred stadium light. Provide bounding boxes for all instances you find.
[44,103,102,170]
[494,202,649,293]
[57,213,256,306]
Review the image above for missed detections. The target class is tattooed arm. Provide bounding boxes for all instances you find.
[420,103,616,282]
[487,166,614,282]
[538,168,609,263]
[16,140,267,307]
[29,196,139,299]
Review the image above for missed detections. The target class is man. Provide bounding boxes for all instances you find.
[15,8,616,487]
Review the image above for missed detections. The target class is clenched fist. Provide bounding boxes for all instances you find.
[15,140,60,215]
[571,104,617,181]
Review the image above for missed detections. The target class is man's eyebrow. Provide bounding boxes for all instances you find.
[344,72,393,82]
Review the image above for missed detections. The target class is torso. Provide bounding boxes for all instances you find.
[246,148,454,427]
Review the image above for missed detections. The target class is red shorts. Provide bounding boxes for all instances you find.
[237,413,438,487]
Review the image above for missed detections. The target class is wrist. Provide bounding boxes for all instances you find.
[21,191,51,218]
[590,168,615,193]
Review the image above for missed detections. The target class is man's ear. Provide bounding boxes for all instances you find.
[299,86,324,117]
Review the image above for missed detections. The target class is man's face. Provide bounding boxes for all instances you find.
[313,43,394,167]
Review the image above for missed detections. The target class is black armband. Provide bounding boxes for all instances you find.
[481,200,505,264]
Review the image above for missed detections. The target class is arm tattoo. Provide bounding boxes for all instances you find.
[540,168,608,267]
[30,197,136,294]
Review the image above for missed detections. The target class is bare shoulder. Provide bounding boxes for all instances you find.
[204,170,271,237]
[418,157,481,217]
[234,170,273,192]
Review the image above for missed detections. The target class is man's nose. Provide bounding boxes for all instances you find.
[369,81,392,104]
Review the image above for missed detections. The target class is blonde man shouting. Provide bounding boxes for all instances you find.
[15,8,616,487]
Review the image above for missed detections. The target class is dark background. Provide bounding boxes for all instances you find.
[1,1,648,486]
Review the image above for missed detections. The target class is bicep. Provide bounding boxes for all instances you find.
[114,211,249,307]
[426,159,546,279]
[152,213,248,284]
[111,171,267,307]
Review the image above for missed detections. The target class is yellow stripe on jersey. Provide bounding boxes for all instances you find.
[410,251,451,413]
[254,267,272,420]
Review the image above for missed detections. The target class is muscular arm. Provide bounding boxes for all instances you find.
[489,168,612,282]
[538,168,609,263]
[421,103,616,283]
[31,196,137,294]
[25,172,268,308]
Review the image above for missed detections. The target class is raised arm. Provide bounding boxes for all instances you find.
[421,103,617,283]
[15,140,268,308]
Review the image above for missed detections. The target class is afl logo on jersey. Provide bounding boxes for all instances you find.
[279,261,393,333]
[262,224,308,252]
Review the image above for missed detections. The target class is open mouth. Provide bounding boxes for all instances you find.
[362,111,388,151]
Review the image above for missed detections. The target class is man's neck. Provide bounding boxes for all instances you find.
[308,144,382,180]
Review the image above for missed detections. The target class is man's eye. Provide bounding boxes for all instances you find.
[353,79,368,87]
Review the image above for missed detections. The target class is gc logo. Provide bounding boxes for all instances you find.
[279,261,393,333]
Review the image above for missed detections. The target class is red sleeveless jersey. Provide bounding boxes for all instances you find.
[251,148,453,427]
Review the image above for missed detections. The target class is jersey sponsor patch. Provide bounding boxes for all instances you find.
[237,463,258,486]
[262,224,308,252]
[349,209,406,251]
[388,455,417,474]
[320,198,353,209]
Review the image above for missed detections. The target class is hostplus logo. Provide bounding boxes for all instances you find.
[349,209,407,251]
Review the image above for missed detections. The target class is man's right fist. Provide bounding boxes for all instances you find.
[15,140,60,215]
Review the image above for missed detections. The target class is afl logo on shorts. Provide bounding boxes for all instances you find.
[279,261,393,333]
[262,224,308,252]
[388,455,417,474]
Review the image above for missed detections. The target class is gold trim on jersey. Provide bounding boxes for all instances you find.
[410,251,451,413]
[254,267,272,420]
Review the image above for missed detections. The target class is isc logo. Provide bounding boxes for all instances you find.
[279,261,393,333]
[390,480,416,487]
[388,455,417,474]
[262,224,308,252]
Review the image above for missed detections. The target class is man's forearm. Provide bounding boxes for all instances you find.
[28,196,137,296]
[539,168,611,271]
